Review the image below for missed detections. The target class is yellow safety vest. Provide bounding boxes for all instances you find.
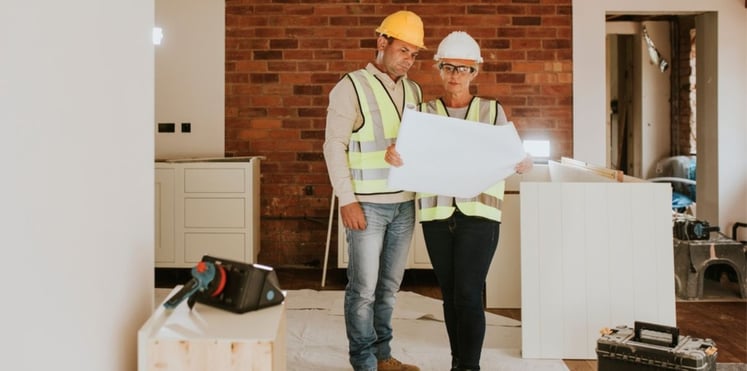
[345,69,422,195]
[417,97,506,222]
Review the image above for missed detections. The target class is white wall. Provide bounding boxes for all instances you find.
[0,1,154,370]
[155,0,225,159]
[573,0,747,231]
[639,21,671,179]
[605,21,672,179]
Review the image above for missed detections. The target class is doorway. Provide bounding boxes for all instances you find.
[605,13,710,218]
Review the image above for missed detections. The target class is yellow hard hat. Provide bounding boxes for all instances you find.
[375,10,426,49]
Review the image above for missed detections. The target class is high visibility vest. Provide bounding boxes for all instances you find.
[417,97,506,222]
[345,69,422,195]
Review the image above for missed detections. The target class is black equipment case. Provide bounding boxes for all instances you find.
[596,321,718,370]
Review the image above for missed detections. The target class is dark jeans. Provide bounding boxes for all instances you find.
[422,210,500,370]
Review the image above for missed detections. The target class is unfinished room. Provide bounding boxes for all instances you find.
[4,0,746,370]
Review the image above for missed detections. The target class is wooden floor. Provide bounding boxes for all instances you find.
[156,267,746,369]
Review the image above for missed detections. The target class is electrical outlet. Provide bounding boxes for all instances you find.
[158,123,175,133]
[181,122,191,133]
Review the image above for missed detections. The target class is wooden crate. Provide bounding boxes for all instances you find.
[138,287,286,371]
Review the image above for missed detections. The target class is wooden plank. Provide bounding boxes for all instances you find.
[579,184,611,358]
[486,193,521,307]
[519,182,542,358]
[630,184,665,323]
[560,157,624,182]
[537,183,564,358]
[139,286,287,371]
[147,339,274,371]
[651,185,676,321]
[605,185,636,326]
[560,184,589,358]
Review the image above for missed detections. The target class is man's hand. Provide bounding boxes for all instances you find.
[340,202,367,230]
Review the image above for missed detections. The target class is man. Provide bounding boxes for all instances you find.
[322,10,426,371]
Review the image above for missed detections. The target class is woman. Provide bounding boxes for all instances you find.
[385,31,533,371]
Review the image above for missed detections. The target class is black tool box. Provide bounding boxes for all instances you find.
[596,321,718,370]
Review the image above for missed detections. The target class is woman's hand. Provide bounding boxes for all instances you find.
[515,155,534,174]
[385,144,404,167]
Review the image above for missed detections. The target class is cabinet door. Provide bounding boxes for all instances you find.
[156,158,261,268]
[181,166,251,264]
[410,208,432,268]
[155,167,175,263]
[485,167,549,308]
[485,193,520,308]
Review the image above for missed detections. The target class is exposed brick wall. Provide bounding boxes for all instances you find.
[225,0,573,267]
[674,16,695,155]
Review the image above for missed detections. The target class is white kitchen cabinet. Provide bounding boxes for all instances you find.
[155,157,261,267]
[155,167,176,263]
[409,207,433,268]
[485,165,550,308]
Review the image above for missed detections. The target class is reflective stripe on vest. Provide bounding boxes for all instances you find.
[346,69,422,194]
[417,97,506,222]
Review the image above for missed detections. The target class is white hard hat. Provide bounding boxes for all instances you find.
[433,31,483,63]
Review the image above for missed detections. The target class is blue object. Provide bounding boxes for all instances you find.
[163,262,217,309]
[672,192,694,209]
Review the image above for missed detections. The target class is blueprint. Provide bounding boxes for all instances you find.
[388,108,527,198]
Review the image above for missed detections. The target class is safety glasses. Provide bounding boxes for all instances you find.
[438,63,476,74]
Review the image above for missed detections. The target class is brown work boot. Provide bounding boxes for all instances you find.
[377,357,420,371]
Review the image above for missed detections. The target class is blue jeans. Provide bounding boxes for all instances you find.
[422,210,499,370]
[344,201,415,371]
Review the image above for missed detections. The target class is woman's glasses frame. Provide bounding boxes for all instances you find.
[438,62,476,74]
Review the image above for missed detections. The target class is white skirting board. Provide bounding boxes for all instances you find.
[520,182,675,359]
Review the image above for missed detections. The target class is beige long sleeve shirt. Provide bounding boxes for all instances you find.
[323,63,416,207]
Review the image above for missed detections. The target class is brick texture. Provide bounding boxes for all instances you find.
[225,0,573,267]
[674,16,695,156]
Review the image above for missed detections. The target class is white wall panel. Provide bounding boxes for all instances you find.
[1,1,154,369]
[521,182,674,359]
[155,0,224,159]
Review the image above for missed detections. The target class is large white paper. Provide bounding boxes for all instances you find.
[388,108,526,198]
